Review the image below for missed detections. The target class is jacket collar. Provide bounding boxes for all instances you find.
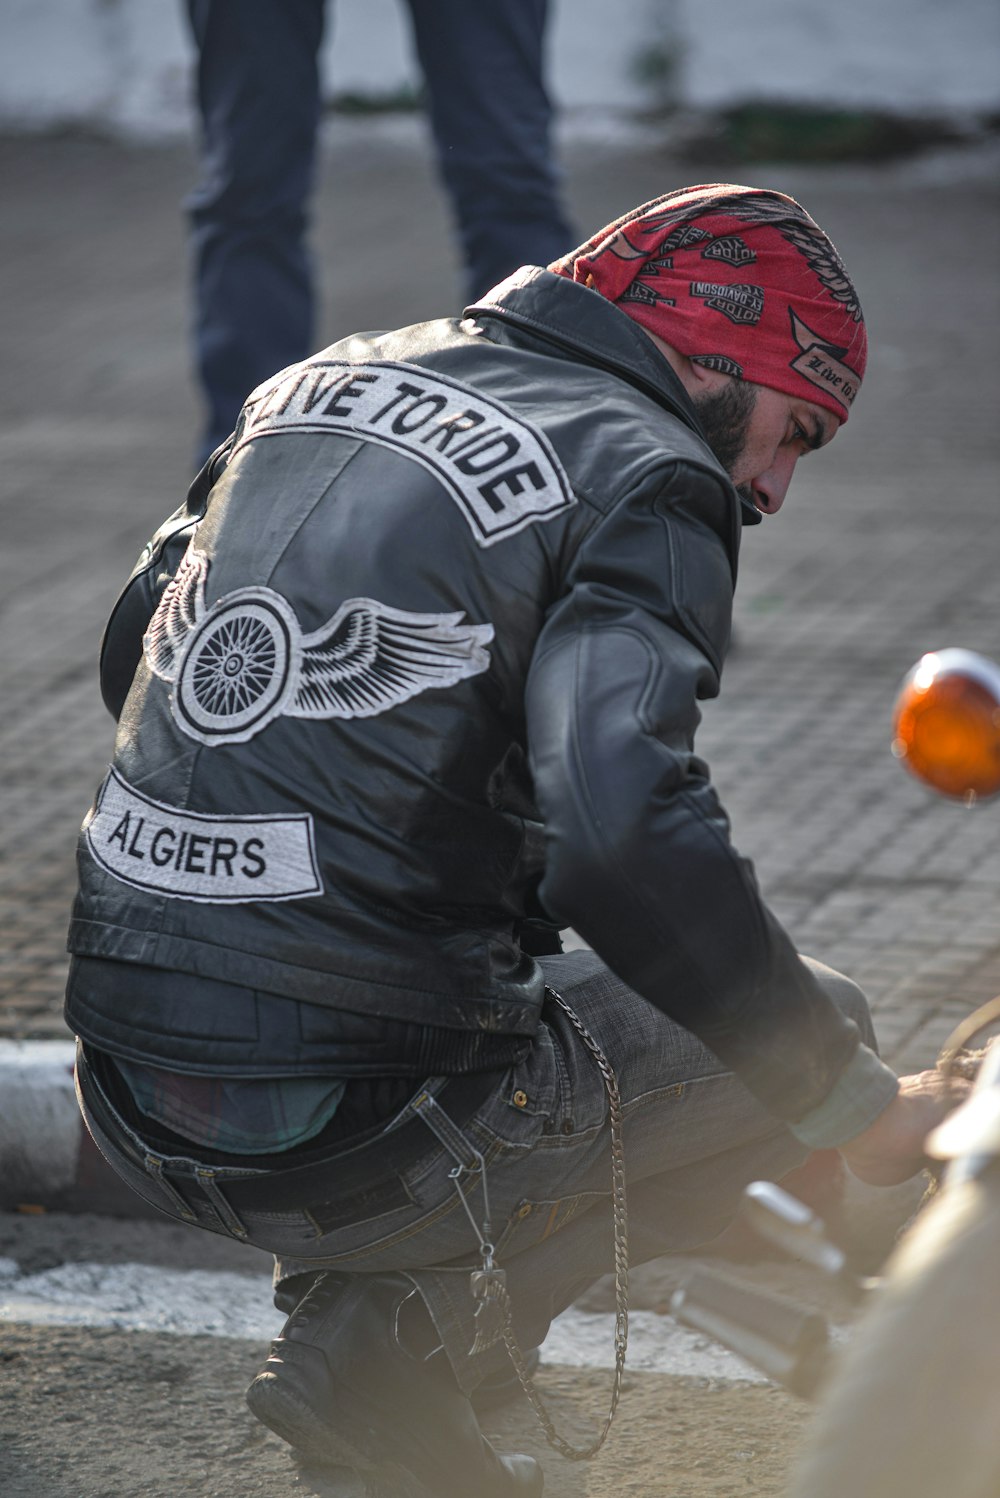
[466,267,761,526]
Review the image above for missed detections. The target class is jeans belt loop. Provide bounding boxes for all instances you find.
[195,1167,250,1240]
[143,1153,198,1223]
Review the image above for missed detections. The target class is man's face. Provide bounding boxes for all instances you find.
[694,378,840,516]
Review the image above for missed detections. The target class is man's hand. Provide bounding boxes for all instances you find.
[839,1069,973,1186]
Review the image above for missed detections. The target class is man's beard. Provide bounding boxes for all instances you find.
[693,380,758,498]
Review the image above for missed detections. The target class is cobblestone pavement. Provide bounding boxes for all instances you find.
[1,123,998,1076]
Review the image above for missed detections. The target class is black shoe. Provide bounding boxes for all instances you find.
[470,1346,541,1412]
[273,1269,330,1315]
[290,1461,396,1498]
[291,1458,412,1498]
[276,1273,540,1412]
[246,1272,543,1498]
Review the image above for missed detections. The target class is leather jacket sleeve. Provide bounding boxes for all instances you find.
[525,461,861,1122]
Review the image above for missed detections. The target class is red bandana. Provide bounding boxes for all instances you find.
[550,183,866,423]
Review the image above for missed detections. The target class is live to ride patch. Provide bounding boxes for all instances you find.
[235,358,575,547]
[84,767,323,903]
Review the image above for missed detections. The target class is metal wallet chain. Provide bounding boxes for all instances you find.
[449,984,630,1462]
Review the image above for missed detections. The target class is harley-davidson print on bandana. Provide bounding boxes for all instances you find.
[550,183,866,423]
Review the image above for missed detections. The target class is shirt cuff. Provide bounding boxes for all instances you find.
[789,1044,900,1150]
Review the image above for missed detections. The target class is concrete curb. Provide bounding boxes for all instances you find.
[0,1041,157,1217]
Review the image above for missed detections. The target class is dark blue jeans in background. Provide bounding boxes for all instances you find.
[184,0,576,459]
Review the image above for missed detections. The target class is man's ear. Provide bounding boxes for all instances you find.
[686,357,726,390]
[642,329,731,401]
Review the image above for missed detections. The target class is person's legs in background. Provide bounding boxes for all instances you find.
[406,0,576,300]
[183,0,575,461]
[184,0,326,461]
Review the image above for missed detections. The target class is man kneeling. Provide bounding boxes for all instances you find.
[66,184,961,1496]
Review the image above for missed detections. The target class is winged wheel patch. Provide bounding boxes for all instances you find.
[143,548,494,746]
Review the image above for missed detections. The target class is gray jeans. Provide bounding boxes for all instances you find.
[75,948,875,1393]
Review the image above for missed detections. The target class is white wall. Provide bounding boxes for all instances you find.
[323,0,667,108]
[0,0,192,137]
[0,0,996,139]
[0,0,661,138]
[676,0,1000,114]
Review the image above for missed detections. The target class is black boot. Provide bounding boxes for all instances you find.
[246,1272,543,1498]
[470,1346,540,1412]
[276,1273,539,1414]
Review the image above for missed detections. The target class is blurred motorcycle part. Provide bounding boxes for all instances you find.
[892,647,1000,802]
[786,999,1000,1498]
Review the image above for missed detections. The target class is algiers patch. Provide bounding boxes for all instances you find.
[84,767,323,902]
[143,547,494,747]
[233,358,575,547]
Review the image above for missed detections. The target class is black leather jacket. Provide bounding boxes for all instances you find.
[67,268,861,1122]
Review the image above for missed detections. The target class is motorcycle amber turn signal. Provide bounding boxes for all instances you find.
[892,648,1000,802]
